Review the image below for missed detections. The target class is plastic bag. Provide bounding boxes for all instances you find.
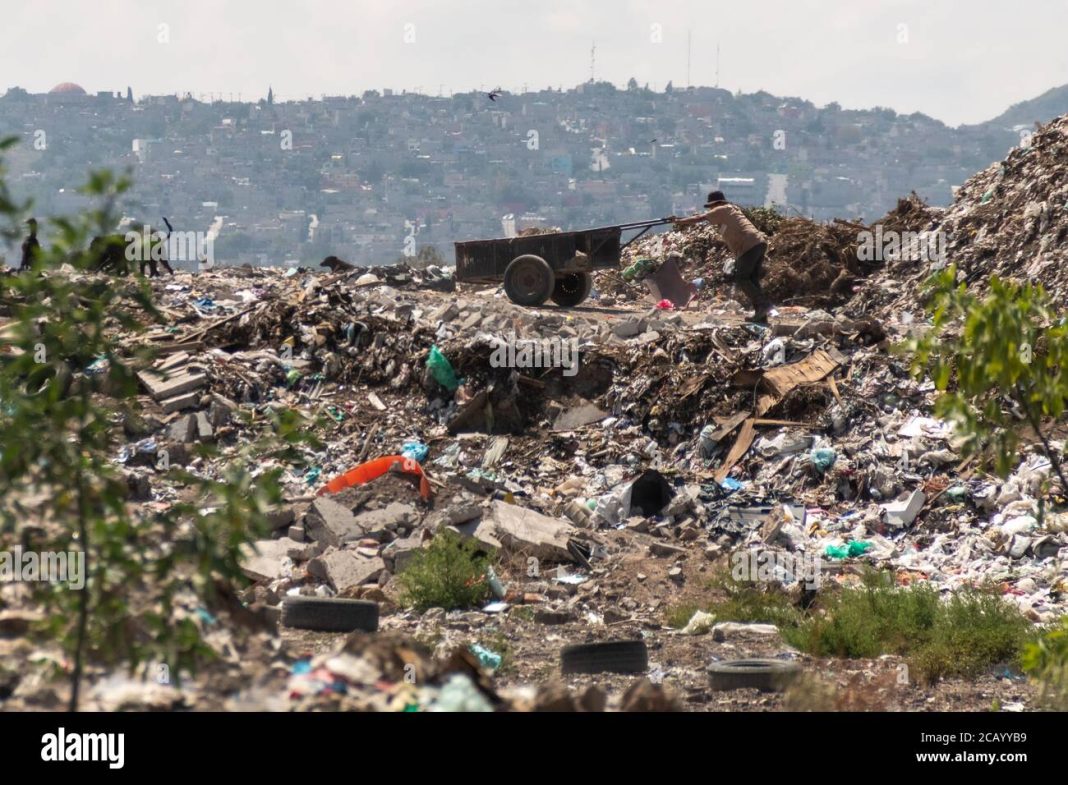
[427,345,459,391]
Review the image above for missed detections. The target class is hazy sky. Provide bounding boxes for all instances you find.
[2,0,1065,126]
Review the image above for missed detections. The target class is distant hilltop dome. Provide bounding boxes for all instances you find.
[49,82,87,95]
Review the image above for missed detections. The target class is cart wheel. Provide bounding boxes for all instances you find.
[550,272,592,307]
[504,255,554,306]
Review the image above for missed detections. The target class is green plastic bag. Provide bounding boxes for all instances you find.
[427,345,459,391]
[824,540,873,560]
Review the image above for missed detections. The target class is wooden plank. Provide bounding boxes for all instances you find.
[752,418,808,427]
[155,341,204,354]
[827,376,843,403]
[761,349,840,397]
[708,410,749,443]
[181,305,258,342]
[755,349,840,416]
[714,418,756,483]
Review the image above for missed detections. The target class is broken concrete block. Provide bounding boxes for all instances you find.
[160,392,199,413]
[286,540,325,562]
[534,608,574,625]
[383,536,423,573]
[264,506,295,531]
[308,550,385,592]
[239,538,296,582]
[168,414,196,443]
[208,400,232,427]
[138,368,208,401]
[457,516,502,550]
[427,303,457,324]
[303,496,364,546]
[352,502,418,537]
[287,524,305,542]
[195,411,214,442]
[648,541,687,558]
[611,318,646,338]
[438,502,483,527]
[483,500,578,563]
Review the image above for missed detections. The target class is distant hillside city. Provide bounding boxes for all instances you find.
[0,80,1062,269]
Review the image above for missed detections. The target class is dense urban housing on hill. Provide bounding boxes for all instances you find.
[0,81,1058,269]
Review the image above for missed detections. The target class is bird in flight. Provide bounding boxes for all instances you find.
[487,87,502,102]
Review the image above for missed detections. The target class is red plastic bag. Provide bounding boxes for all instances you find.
[318,454,431,500]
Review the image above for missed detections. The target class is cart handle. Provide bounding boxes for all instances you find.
[616,217,676,230]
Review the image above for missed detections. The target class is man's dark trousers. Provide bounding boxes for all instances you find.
[733,241,770,313]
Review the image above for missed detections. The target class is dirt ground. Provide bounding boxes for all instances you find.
[278,536,1039,712]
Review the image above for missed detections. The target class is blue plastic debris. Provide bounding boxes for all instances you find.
[469,644,502,672]
[85,355,109,375]
[401,440,429,462]
[810,447,837,473]
[195,607,218,626]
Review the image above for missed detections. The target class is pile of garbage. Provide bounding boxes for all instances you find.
[848,115,1068,319]
[604,194,938,311]
[3,121,1068,713]
[319,258,455,292]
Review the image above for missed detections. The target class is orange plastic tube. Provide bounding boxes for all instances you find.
[318,454,431,500]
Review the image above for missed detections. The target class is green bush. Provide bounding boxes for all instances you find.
[783,572,1032,683]
[904,268,1068,489]
[397,530,493,611]
[0,139,316,708]
[1022,617,1068,710]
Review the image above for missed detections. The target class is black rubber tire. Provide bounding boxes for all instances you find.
[550,272,592,307]
[504,254,554,306]
[707,658,801,692]
[24,361,72,398]
[560,639,648,675]
[281,596,379,633]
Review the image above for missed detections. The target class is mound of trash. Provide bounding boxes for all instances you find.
[849,114,1068,319]
[607,195,937,310]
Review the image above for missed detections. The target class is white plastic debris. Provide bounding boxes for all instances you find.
[880,489,926,527]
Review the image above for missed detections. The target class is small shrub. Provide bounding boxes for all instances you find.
[1022,617,1068,710]
[783,572,1032,683]
[664,569,801,629]
[707,570,803,628]
[397,530,493,611]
